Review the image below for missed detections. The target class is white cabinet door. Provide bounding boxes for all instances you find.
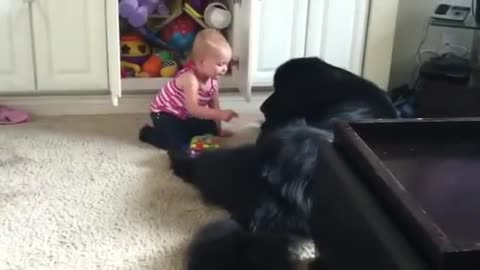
[31,0,109,91]
[252,0,309,86]
[305,0,370,75]
[230,0,256,101]
[0,0,35,92]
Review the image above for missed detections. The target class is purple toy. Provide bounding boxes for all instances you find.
[156,1,170,17]
[120,0,169,27]
[189,0,209,13]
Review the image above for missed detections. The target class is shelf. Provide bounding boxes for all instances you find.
[119,0,235,81]
[430,16,480,30]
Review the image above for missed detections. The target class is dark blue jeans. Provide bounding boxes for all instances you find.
[139,112,218,151]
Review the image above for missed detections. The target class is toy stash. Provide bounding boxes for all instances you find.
[119,0,233,79]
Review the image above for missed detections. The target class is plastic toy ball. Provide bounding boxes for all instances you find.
[160,14,199,51]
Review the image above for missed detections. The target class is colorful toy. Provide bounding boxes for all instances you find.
[184,2,204,19]
[160,59,179,77]
[119,0,169,27]
[188,0,209,13]
[136,26,170,48]
[188,135,221,156]
[156,1,170,17]
[121,34,151,64]
[120,34,152,77]
[121,61,142,77]
[154,49,174,61]
[142,54,162,77]
[160,14,199,51]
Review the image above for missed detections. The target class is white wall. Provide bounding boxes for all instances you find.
[363,0,400,90]
[388,0,436,89]
[363,0,474,90]
[388,0,473,89]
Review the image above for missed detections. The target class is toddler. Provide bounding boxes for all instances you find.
[139,28,238,150]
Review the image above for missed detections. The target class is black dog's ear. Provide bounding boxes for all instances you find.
[273,57,324,94]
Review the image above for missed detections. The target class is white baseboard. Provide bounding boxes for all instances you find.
[0,93,270,116]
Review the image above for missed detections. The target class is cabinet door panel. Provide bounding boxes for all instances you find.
[32,0,108,91]
[0,0,35,92]
[306,0,370,75]
[230,0,256,100]
[253,0,309,86]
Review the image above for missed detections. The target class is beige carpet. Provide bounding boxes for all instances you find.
[0,114,314,270]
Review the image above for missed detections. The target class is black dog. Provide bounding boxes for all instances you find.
[169,57,398,269]
[169,123,324,237]
[169,123,333,269]
[259,57,397,141]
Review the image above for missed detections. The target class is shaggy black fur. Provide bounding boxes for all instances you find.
[259,57,398,141]
[186,218,298,270]
[168,57,398,269]
[168,123,325,237]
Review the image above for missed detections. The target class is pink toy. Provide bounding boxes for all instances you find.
[0,105,30,125]
[119,0,169,27]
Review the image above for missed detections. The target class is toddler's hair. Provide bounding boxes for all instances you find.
[192,28,231,61]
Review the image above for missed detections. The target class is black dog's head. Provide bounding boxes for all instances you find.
[259,57,336,140]
[259,56,398,140]
[260,57,329,120]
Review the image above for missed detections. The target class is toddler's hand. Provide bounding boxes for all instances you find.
[219,129,234,137]
[218,109,238,122]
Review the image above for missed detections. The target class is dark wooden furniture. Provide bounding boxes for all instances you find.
[416,18,480,118]
[417,78,480,117]
[311,119,480,270]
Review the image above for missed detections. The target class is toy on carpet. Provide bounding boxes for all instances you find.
[187,134,221,156]
[119,0,170,27]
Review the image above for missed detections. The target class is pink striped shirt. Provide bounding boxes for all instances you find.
[150,67,218,119]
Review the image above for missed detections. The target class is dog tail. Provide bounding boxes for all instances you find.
[186,218,311,270]
[167,149,195,181]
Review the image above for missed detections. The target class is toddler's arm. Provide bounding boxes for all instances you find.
[209,92,234,137]
[180,73,237,122]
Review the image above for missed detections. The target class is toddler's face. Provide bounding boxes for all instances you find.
[199,47,232,79]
